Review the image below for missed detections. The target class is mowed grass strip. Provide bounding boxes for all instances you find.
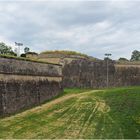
[0,87,140,139]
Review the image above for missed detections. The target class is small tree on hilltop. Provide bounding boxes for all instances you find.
[130,50,140,61]
[0,42,11,54]
[0,42,16,56]
[24,47,30,54]
[118,57,129,61]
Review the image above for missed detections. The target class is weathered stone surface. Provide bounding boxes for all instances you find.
[0,57,62,77]
[0,89,2,115]
[114,66,140,86]
[0,56,139,116]
[0,57,63,116]
[63,59,140,88]
[0,80,62,116]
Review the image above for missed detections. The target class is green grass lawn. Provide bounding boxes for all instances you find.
[0,86,140,139]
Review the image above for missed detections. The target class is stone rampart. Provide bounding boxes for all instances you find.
[63,59,140,88]
[0,56,63,116]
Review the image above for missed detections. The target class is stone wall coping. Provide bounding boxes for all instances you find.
[0,55,62,66]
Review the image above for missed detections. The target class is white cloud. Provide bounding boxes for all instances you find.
[0,0,140,59]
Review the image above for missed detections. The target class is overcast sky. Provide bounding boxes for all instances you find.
[0,0,140,59]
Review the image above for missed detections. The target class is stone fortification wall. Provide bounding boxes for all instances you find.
[0,57,62,77]
[63,59,140,88]
[0,56,139,116]
[38,53,90,65]
[0,57,63,116]
[114,65,140,86]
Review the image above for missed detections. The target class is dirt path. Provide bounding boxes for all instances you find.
[3,90,97,121]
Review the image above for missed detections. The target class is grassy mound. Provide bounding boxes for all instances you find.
[0,87,140,139]
[40,50,89,57]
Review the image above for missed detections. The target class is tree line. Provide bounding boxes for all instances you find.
[0,42,31,57]
[0,42,140,61]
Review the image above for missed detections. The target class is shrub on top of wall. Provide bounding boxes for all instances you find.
[20,53,26,57]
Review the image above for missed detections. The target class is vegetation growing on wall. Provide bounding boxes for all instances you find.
[116,50,140,65]
[116,60,140,65]
[118,57,129,62]
[41,50,89,57]
[26,52,38,55]
[0,54,61,66]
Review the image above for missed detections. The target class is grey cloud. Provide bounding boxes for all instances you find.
[0,1,140,59]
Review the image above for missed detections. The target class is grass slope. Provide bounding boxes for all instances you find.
[40,50,89,57]
[0,87,140,139]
